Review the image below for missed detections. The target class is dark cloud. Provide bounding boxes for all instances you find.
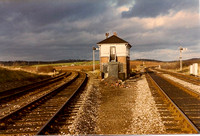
[131,26,200,53]
[114,0,133,6]
[0,0,199,61]
[122,0,198,18]
[0,0,109,36]
[0,0,110,61]
[0,41,94,61]
[0,0,108,23]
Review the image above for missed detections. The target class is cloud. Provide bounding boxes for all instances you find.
[118,10,199,53]
[0,0,109,37]
[114,0,133,6]
[131,45,200,61]
[0,0,199,61]
[122,0,199,18]
[132,49,178,60]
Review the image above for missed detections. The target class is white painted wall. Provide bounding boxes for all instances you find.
[190,63,199,76]
[99,43,130,57]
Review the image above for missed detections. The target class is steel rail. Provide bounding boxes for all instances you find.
[0,72,71,119]
[0,72,67,101]
[150,68,200,99]
[154,68,200,85]
[36,72,87,135]
[152,69,200,99]
[0,72,78,127]
[146,70,200,134]
[146,73,183,133]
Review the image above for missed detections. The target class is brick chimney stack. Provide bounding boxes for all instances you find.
[105,33,109,38]
[113,32,117,36]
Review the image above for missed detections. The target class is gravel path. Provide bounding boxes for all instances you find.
[162,74,200,94]
[130,75,166,134]
[64,73,167,134]
[67,73,100,134]
[96,75,166,134]
[96,79,136,134]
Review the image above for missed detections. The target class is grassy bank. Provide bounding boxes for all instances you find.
[0,67,50,92]
[0,67,49,83]
[32,61,99,67]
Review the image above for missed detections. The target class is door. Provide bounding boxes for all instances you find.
[110,46,116,62]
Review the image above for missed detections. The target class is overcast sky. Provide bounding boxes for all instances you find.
[0,0,199,61]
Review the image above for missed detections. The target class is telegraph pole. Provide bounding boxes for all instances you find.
[92,46,99,71]
[179,46,187,71]
[179,47,183,71]
[93,47,96,71]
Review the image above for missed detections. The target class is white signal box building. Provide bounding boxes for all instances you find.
[97,33,132,79]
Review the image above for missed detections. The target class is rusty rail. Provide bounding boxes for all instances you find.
[146,69,200,134]
[0,71,83,135]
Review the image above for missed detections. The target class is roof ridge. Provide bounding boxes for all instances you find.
[97,35,129,44]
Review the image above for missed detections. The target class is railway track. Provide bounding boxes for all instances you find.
[0,72,71,119]
[37,72,87,135]
[0,72,68,103]
[146,69,200,134]
[0,71,87,135]
[153,68,200,85]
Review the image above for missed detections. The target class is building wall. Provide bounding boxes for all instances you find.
[117,56,128,78]
[99,43,131,78]
[101,57,109,64]
[100,56,130,78]
[100,44,130,57]
[126,56,130,78]
[100,57,109,70]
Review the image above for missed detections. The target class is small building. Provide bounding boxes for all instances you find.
[97,33,132,79]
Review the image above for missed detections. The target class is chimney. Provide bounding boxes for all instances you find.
[113,32,117,36]
[105,33,109,38]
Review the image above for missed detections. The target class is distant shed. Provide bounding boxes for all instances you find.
[97,33,132,79]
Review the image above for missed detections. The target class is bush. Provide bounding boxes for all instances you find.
[161,62,179,69]
[36,66,55,73]
[130,65,137,69]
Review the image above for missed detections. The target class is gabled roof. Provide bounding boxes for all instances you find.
[97,35,129,44]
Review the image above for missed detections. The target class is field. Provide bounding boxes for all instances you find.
[0,67,49,92]
[7,59,200,75]
[31,61,99,67]
[130,60,164,70]
[0,60,100,93]
[130,59,200,76]
[1,58,199,90]
[16,61,100,73]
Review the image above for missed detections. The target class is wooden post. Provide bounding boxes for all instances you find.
[179,47,183,71]
[93,47,96,71]
[180,50,182,71]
